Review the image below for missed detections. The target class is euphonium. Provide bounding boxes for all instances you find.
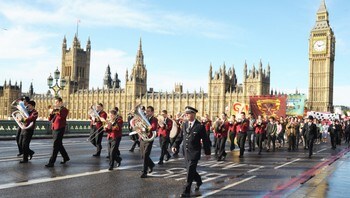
[129,104,156,142]
[11,100,33,130]
[88,105,101,121]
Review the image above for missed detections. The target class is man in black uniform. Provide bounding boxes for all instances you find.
[172,106,211,197]
[302,115,317,158]
[12,96,30,157]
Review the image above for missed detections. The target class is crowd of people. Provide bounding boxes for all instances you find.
[11,96,350,197]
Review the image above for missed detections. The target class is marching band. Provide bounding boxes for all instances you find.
[9,97,350,197]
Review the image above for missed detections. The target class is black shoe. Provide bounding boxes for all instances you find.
[140,173,147,178]
[116,158,122,167]
[19,160,28,163]
[195,181,203,191]
[165,154,171,161]
[148,165,155,173]
[258,151,261,155]
[129,149,134,152]
[239,155,243,158]
[29,152,35,160]
[248,149,252,152]
[108,166,113,171]
[93,154,100,157]
[17,153,23,157]
[180,192,190,197]
[45,163,54,167]
[217,158,222,162]
[158,161,164,165]
[106,156,110,159]
[60,158,70,164]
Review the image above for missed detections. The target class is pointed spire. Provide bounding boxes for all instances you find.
[209,63,213,79]
[135,37,144,67]
[29,82,34,97]
[318,0,327,13]
[267,63,271,77]
[243,60,247,81]
[125,69,129,82]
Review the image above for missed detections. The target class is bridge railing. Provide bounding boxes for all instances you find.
[0,120,131,137]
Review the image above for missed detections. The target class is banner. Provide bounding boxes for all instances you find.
[232,102,249,117]
[249,95,287,118]
[286,94,306,116]
[307,111,340,121]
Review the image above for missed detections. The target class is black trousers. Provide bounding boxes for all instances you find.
[256,133,264,153]
[16,128,23,155]
[267,134,276,151]
[108,137,122,167]
[20,129,34,161]
[288,135,296,151]
[90,126,104,155]
[217,137,227,159]
[130,134,140,151]
[308,137,315,157]
[237,132,247,156]
[140,140,154,174]
[184,159,201,193]
[159,136,170,162]
[206,130,212,147]
[229,132,236,151]
[49,128,69,164]
[247,130,255,151]
[330,133,337,149]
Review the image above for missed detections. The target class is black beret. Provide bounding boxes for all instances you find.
[308,115,314,120]
[28,100,36,107]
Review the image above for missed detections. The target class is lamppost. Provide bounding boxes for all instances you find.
[47,68,66,97]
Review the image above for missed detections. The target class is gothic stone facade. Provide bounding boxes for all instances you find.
[0,37,270,120]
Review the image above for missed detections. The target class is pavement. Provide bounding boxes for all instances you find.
[0,136,350,198]
[288,145,350,198]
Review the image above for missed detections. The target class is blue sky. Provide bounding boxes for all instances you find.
[0,0,349,106]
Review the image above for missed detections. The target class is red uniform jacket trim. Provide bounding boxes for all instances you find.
[236,119,250,133]
[148,116,158,138]
[157,118,173,138]
[105,116,124,139]
[25,109,38,130]
[49,107,69,130]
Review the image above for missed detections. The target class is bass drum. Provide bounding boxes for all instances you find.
[169,119,179,139]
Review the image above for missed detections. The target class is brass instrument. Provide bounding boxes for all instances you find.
[87,118,109,142]
[129,104,156,142]
[87,105,107,142]
[11,100,33,130]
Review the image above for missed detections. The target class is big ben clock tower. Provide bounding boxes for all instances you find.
[308,0,335,112]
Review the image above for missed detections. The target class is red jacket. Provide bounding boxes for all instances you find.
[236,119,250,133]
[157,118,173,138]
[204,120,212,132]
[228,121,237,133]
[49,107,69,130]
[146,116,158,138]
[90,111,108,129]
[25,109,38,130]
[215,120,229,138]
[105,116,123,139]
[254,121,266,134]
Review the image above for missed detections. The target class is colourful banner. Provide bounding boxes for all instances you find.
[286,94,306,116]
[232,102,249,117]
[249,95,287,118]
[307,111,341,121]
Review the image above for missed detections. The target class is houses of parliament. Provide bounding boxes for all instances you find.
[0,0,335,120]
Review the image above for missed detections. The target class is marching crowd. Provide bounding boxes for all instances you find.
[11,94,350,197]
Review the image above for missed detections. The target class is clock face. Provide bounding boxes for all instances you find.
[313,40,326,52]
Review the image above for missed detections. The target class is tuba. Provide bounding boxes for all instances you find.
[11,100,33,130]
[129,104,156,142]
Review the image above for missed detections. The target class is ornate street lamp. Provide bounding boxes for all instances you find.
[47,68,66,97]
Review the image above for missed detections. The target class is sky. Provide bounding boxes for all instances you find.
[0,0,349,106]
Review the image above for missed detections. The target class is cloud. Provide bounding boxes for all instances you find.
[0,0,232,38]
[334,85,350,106]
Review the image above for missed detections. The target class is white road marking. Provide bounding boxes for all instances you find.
[247,166,264,173]
[0,164,142,190]
[316,148,327,153]
[274,158,301,169]
[200,176,256,198]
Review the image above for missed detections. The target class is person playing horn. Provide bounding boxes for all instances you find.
[19,100,38,163]
[157,110,173,165]
[89,103,107,157]
[104,107,123,170]
[45,97,70,167]
[140,106,158,178]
